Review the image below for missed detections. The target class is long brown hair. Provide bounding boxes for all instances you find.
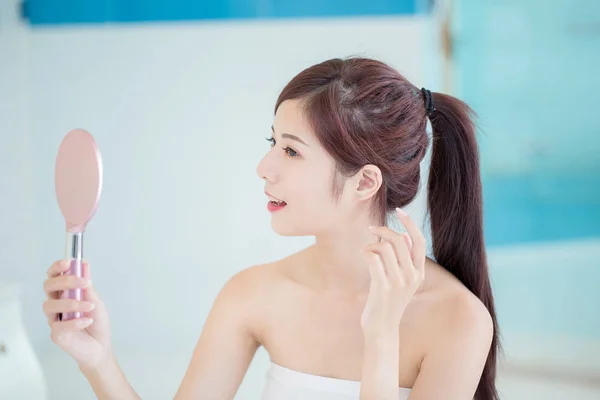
[275,57,499,399]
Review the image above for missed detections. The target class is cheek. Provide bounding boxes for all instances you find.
[271,169,342,236]
[296,176,339,218]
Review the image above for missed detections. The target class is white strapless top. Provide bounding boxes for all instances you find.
[261,362,411,400]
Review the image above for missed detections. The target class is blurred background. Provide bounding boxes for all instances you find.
[1,0,599,398]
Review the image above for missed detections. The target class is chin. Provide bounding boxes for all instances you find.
[270,217,314,237]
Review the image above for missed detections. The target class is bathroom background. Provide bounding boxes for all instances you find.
[1,0,599,398]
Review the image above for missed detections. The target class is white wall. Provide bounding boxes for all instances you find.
[0,1,34,296]
[1,0,438,397]
[26,13,434,349]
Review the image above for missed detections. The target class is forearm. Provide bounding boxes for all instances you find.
[360,329,400,400]
[80,351,141,400]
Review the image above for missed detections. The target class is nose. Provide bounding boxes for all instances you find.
[256,149,278,183]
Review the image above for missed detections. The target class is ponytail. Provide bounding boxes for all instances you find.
[426,92,500,400]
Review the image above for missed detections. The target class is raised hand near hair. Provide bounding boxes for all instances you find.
[43,260,112,371]
[360,208,426,338]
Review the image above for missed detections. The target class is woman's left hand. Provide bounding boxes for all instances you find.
[360,208,426,338]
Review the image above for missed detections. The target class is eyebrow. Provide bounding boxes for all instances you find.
[271,125,309,147]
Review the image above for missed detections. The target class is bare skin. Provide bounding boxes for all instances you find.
[43,98,492,399]
[171,244,491,399]
[44,245,490,399]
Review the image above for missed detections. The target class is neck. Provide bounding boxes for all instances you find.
[310,211,382,296]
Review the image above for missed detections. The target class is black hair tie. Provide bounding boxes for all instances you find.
[421,87,435,117]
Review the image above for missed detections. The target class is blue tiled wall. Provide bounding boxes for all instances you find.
[458,0,600,340]
[22,0,421,24]
[457,0,600,246]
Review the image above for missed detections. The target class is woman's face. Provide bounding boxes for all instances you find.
[256,99,361,236]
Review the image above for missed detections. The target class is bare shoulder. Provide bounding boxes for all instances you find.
[223,262,279,292]
[214,251,306,341]
[440,287,493,340]
[215,262,280,316]
[400,261,495,396]
[174,258,297,398]
[417,261,494,352]
[223,252,300,296]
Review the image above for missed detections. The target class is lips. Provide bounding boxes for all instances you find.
[265,191,287,206]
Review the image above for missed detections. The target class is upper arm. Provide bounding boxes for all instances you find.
[408,294,494,399]
[174,267,263,400]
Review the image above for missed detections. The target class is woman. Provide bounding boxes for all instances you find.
[43,57,499,399]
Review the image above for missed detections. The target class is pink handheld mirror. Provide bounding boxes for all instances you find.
[54,129,103,321]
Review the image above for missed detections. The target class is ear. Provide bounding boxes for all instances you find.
[353,164,383,201]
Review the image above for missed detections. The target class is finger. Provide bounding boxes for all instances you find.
[363,251,389,290]
[395,208,426,267]
[82,260,91,280]
[82,261,93,303]
[82,284,101,314]
[47,259,71,278]
[43,299,96,316]
[369,225,414,270]
[44,275,91,297]
[44,298,96,325]
[46,260,71,302]
[364,241,402,284]
[395,233,414,273]
[80,263,99,301]
[80,268,102,319]
[50,317,94,336]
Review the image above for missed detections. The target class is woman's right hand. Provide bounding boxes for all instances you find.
[43,260,112,371]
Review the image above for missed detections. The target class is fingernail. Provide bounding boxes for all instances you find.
[87,302,96,310]
[396,208,407,216]
[368,226,375,231]
[81,317,94,325]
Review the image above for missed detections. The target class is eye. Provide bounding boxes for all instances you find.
[284,147,298,157]
[266,137,299,158]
